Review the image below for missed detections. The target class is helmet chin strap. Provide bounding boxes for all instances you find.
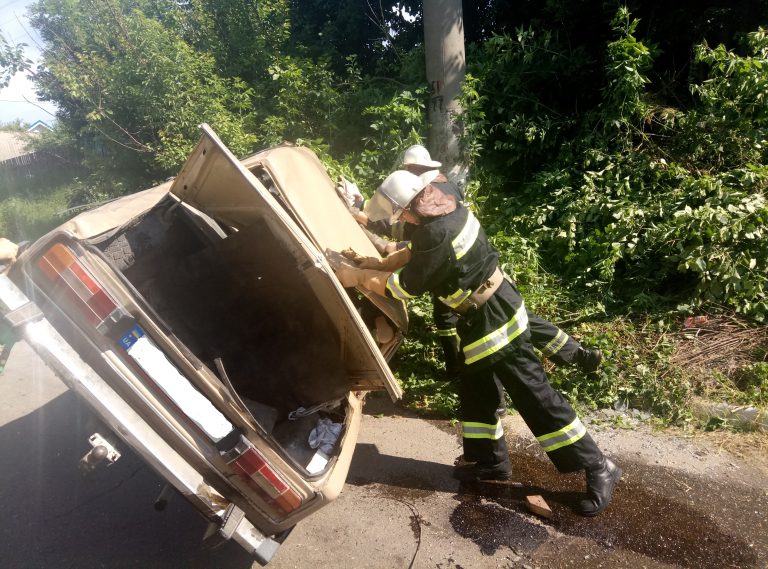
[400,209,421,225]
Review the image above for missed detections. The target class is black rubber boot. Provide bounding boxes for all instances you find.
[576,347,603,373]
[579,457,622,516]
[453,461,513,482]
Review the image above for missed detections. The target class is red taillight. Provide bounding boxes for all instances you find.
[37,243,126,331]
[228,442,303,515]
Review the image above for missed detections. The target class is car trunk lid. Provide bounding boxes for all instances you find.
[239,146,409,335]
[169,125,402,401]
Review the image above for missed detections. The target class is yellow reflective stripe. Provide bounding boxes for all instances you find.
[463,303,529,365]
[452,211,481,260]
[536,417,587,452]
[386,269,415,300]
[541,329,568,357]
[436,327,458,337]
[462,420,504,440]
[438,288,472,308]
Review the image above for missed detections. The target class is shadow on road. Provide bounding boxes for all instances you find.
[0,390,253,569]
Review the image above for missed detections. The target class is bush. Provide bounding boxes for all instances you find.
[471,14,768,321]
[0,189,73,242]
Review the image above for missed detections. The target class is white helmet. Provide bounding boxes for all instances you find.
[364,169,440,223]
[401,144,441,169]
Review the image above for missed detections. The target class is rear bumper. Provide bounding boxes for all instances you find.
[0,273,280,563]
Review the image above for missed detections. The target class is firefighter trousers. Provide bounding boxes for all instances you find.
[437,306,582,376]
[527,312,582,366]
[458,330,604,473]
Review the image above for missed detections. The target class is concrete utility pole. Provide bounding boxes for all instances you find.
[422,0,467,184]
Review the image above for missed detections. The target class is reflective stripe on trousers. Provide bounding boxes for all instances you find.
[540,328,568,357]
[437,327,458,338]
[462,419,504,440]
[536,416,587,452]
[463,303,529,365]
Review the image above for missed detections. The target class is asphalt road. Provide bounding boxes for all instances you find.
[2,341,767,569]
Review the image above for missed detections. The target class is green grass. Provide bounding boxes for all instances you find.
[391,294,766,433]
[0,188,76,242]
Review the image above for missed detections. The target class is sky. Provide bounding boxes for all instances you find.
[0,0,57,125]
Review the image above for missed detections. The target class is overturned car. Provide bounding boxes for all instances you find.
[0,125,407,564]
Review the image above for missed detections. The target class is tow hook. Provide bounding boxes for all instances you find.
[78,432,121,474]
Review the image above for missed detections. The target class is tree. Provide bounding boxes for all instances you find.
[0,32,30,88]
[289,0,422,75]
[28,0,257,182]
[423,0,467,183]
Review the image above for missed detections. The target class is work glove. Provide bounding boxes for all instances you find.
[336,265,389,296]
[334,262,366,287]
[326,248,387,295]
[336,176,364,210]
[343,247,412,272]
[333,262,381,288]
[342,248,384,270]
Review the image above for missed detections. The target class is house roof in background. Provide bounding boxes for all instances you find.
[26,120,53,133]
[0,132,33,163]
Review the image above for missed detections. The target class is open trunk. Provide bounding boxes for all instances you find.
[40,126,403,479]
[89,195,353,471]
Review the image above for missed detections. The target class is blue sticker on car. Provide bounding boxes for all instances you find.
[119,324,145,351]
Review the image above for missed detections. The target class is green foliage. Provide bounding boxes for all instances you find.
[0,120,28,132]
[30,1,257,177]
[699,362,768,410]
[545,317,692,422]
[0,189,72,242]
[0,32,30,88]
[679,28,768,170]
[457,72,485,171]
[464,27,587,174]
[259,55,345,148]
[473,12,768,322]
[601,7,656,137]
[734,363,768,406]
[196,0,291,84]
[289,0,421,75]
[346,88,428,192]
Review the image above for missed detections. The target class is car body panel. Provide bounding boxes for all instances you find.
[0,273,282,564]
[168,125,403,400]
[56,183,172,240]
[0,125,407,563]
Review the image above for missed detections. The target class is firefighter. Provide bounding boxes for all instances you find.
[339,146,464,376]
[335,171,621,516]
[346,145,603,377]
[400,145,463,377]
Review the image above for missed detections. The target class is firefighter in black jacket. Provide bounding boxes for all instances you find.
[335,170,621,516]
[346,145,603,377]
